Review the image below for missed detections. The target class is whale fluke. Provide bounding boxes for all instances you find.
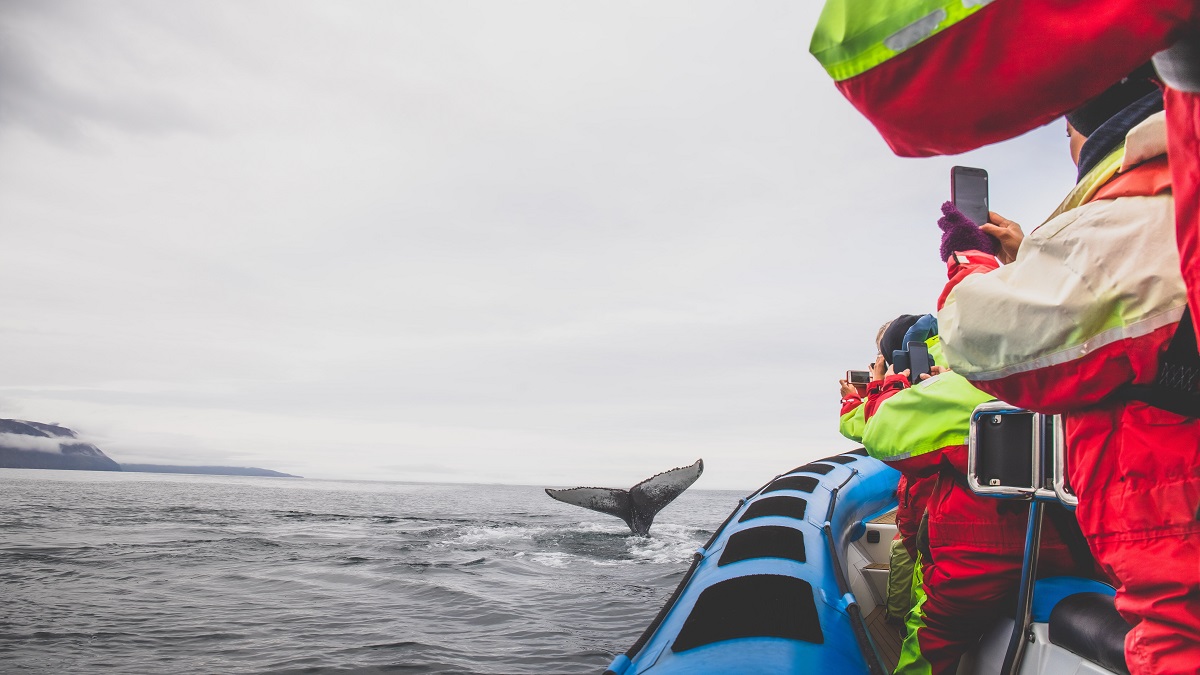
[545,459,703,536]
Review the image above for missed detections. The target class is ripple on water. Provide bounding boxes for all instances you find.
[0,473,741,674]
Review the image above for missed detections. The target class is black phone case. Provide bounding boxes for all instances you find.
[951,166,989,227]
[907,341,932,383]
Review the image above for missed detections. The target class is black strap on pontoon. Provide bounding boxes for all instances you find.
[1118,308,1200,418]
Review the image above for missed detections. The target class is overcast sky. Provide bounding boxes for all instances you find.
[0,1,1079,489]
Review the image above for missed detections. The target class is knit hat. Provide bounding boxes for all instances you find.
[879,314,921,366]
[1066,62,1160,136]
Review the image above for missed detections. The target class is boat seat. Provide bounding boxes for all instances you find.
[1048,592,1132,675]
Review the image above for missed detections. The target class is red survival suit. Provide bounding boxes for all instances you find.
[938,111,1200,674]
[860,345,1077,675]
[841,394,934,560]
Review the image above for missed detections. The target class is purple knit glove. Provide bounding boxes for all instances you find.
[938,201,998,262]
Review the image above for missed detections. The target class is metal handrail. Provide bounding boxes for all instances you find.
[1001,501,1045,675]
[1051,416,1078,507]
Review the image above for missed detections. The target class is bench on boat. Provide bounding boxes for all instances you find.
[1046,588,1131,675]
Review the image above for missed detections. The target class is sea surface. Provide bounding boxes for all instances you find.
[0,469,748,674]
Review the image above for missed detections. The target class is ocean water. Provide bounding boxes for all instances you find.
[0,469,747,674]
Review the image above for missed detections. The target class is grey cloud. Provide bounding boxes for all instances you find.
[0,1,215,144]
[0,432,69,453]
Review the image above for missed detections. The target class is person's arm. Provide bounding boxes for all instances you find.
[861,370,994,476]
[864,372,910,421]
[938,195,1184,412]
[839,380,863,409]
[840,395,862,416]
[938,250,1000,310]
[936,206,1014,309]
[839,398,865,442]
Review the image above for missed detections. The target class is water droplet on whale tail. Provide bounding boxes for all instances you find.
[544,459,704,536]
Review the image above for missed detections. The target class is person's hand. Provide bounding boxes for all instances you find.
[839,380,859,398]
[871,355,887,381]
[918,365,952,381]
[980,212,1024,264]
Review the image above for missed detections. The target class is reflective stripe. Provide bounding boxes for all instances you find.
[810,0,995,81]
[966,305,1187,382]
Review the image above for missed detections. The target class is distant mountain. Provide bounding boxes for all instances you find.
[0,419,299,478]
[0,419,122,471]
[120,464,299,478]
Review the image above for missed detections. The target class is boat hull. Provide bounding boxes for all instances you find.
[608,449,901,675]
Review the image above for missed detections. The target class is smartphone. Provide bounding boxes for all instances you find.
[951,166,989,227]
[906,341,932,383]
[846,369,871,394]
[892,350,910,376]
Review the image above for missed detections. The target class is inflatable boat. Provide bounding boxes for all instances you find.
[606,421,1135,675]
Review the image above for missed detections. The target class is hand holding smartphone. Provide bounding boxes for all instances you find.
[906,341,932,383]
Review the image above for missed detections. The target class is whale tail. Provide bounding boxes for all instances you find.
[545,459,703,536]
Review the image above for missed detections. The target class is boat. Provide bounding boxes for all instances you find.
[605,410,1134,675]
